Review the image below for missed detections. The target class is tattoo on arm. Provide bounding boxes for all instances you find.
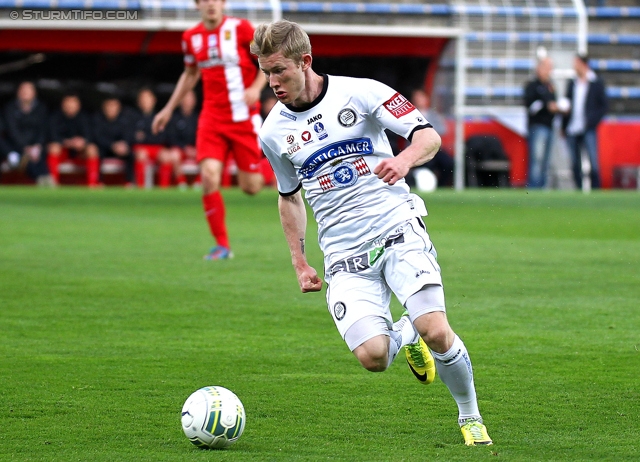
[300,238,305,255]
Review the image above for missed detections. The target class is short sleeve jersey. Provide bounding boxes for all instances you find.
[259,75,432,257]
[182,17,259,123]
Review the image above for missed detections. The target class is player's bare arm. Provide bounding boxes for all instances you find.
[152,66,201,134]
[374,127,441,186]
[244,71,267,106]
[278,191,323,293]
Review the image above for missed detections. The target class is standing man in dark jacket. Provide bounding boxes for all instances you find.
[93,97,135,185]
[562,53,608,189]
[3,81,49,183]
[524,57,558,188]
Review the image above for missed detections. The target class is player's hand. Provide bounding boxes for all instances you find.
[295,265,323,293]
[374,157,411,186]
[152,108,172,135]
[244,87,261,107]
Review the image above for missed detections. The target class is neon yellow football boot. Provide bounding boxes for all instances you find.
[403,315,436,385]
[460,419,493,446]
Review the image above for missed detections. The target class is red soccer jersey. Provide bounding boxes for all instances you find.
[182,17,260,123]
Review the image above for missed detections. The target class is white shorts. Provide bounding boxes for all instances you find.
[324,218,444,344]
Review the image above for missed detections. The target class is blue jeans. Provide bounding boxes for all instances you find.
[566,130,600,189]
[527,124,553,188]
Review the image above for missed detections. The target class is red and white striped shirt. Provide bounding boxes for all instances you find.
[182,17,260,123]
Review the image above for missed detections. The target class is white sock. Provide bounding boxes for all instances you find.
[387,330,402,368]
[431,334,481,424]
[392,315,420,346]
[387,316,420,368]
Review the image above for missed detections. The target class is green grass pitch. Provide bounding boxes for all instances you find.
[0,186,638,461]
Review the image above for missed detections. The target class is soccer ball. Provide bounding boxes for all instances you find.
[180,386,246,449]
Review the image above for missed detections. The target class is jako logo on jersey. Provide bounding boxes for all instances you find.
[307,114,322,124]
[280,110,297,121]
[299,138,373,179]
[383,92,416,118]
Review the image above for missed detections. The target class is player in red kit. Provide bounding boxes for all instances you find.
[152,0,267,260]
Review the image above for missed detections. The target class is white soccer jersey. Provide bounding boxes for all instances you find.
[259,75,432,257]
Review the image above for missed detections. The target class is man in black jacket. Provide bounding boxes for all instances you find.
[47,93,100,186]
[3,81,49,183]
[132,88,173,188]
[524,57,558,188]
[562,54,608,189]
[93,97,135,185]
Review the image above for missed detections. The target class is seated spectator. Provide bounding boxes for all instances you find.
[410,89,454,187]
[133,87,173,188]
[47,93,100,187]
[92,97,135,186]
[0,117,13,165]
[165,89,198,189]
[2,81,50,184]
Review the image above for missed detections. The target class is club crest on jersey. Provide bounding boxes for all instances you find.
[317,156,371,192]
[299,138,373,179]
[313,122,328,140]
[191,34,203,52]
[338,108,357,127]
[333,302,346,321]
[383,92,416,118]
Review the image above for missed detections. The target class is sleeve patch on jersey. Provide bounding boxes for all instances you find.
[383,92,416,119]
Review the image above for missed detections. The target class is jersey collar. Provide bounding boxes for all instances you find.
[284,74,328,113]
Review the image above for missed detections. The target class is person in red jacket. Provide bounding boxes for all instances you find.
[152,0,267,260]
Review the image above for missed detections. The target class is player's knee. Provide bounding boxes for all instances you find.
[413,309,454,354]
[238,173,263,195]
[240,183,261,196]
[353,340,389,372]
[420,324,454,354]
[357,352,388,372]
[201,170,221,193]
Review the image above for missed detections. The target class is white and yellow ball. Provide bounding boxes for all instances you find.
[181,386,245,449]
